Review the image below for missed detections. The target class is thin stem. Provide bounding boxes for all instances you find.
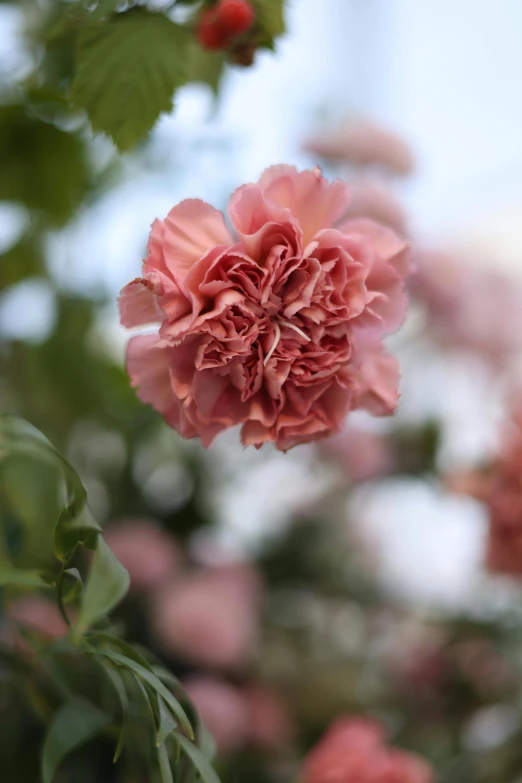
[56,565,71,629]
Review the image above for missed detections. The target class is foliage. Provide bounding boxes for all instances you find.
[0,416,220,783]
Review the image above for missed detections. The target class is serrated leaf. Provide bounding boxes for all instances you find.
[175,732,222,783]
[0,568,48,588]
[94,649,193,739]
[41,700,110,783]
[72,8,191,150]
[76,536,130,631]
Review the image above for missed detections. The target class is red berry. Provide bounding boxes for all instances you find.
[197,10,231,50]
[217,0,255,36]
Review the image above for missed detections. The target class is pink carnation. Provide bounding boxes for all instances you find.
[119,166,409,451]
[152,565,261,669]
[301,717,434,783]
[319,426,393,482]
[103,519,181,593]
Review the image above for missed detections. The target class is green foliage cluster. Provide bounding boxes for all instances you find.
[0,416,220,783]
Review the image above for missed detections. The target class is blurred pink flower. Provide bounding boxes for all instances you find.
[301,717,434,783]
[245,685,294,749]
[344,183,408,237]
[319,426,393,482]
[119,166,409,451]
[412,248,522,365]
[103,519,181,593]
[304,120,415,176]
[152,565,261,669]
[482,403,522,577]
[183,676,250,754]
[3,597,68,654]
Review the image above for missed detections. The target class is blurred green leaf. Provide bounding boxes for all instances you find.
[176,732,222,783]
[72,8,191,150]
[41,700,110,783]
[0,105,90,226]
[156,696,177,747]
[94,649,193,738]
[0,568,47,588]
[76,536,130,631]
[252,0,285,49]
[0,415,101,562]
[158,740,175,783]
[100,661,129,762]
[62,567,83,603]
[0,237,44,291]
[188,43,226,96]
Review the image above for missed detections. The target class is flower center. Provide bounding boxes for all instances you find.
[263,319,311,367]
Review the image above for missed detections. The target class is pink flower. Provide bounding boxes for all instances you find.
[344,183,408,237]
[304,120,415,176]
[183,677,251,754]
[119,166,409,451]
[103,519,181,593]
[319,426,393,482]
[301,718,434,783]
[2,597,68,655]
[245,685,294,749]
[152,565,261,669]
[449,402,522,578]
[482,404,522,577]
[412,248,522,366]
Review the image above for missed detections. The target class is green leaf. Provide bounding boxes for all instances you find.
[157,740,175,783]
[0,568,48,588]
[62,567,83,603]
[156,696,178,747]
[175,732,222,783]
[41,700,110,783]
[76,536,130,631]
[0,236,44,291]
[91,632,155,672]
[252,0,285,49]
[100,662,129,762]
[94,649,194,739]
[0,106,90,226]
[0,415,102,562]
[72,8,191,150]
[188,43,226,96]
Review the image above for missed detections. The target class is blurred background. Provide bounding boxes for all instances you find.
[3,1,522,781]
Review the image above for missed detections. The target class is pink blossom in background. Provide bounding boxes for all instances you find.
[301,717,434,783]
[183,677,250,754]
[344,183,408,237]
[3,597,68,654]
[245,685,294,749]
[482,403,522,577]
[412,248,522,366]
[152,565,261,668]
[119,166,409,451]
[319,426,393,482]
[304,120,415,176]
[103,519,181,592]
